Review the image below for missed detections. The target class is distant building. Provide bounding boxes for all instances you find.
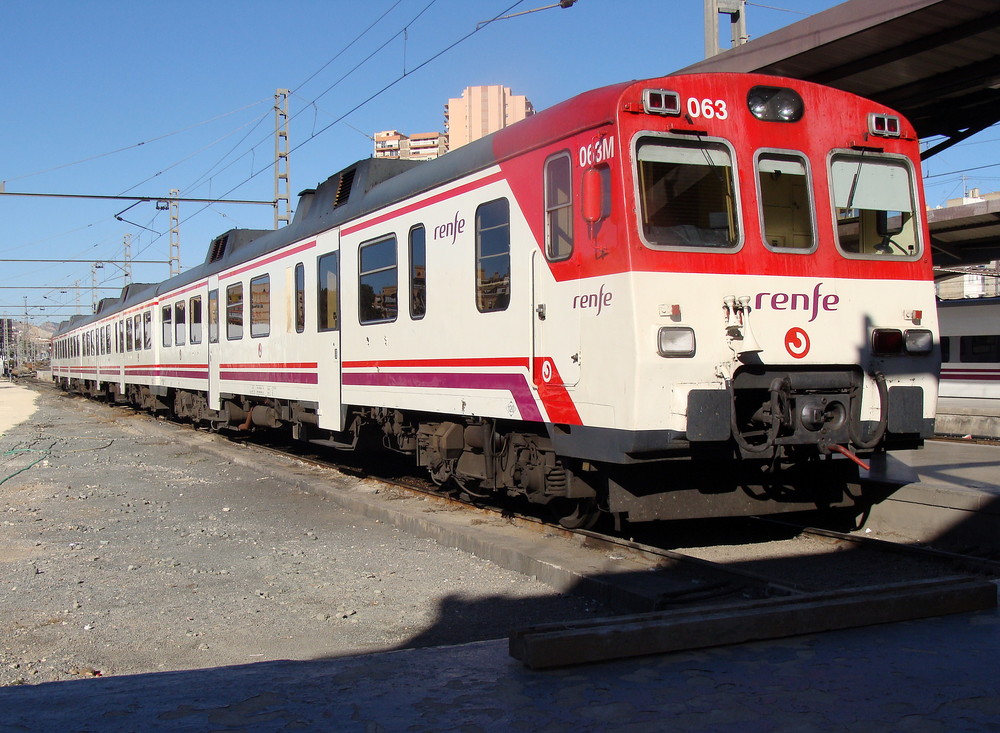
[373,84,534,160]
[933,188,1000,300]
[445,85,534,150]
[373,129,448,161]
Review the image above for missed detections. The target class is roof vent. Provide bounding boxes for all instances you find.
[208,234,229,263]
[333,168,356,208]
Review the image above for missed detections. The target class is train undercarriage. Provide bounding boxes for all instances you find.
[59,374,918,530]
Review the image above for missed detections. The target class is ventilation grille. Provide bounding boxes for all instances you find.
[208,235,228,263]
[333,168,356,208]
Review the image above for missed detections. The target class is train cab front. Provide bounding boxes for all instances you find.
[604,73,940,524]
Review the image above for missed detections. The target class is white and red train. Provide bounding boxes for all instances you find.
[51,72,940,527]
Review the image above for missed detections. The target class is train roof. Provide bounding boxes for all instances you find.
[53,72,888,338]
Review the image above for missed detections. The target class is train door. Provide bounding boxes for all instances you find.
[315,236,344,431]
[531,249,581,388]
[206,274,222,410]
[532,151,582,389]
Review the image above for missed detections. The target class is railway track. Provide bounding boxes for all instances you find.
[46,384,1000,669]
[225,422,1000,598]
[224,427,1000,669]
[43,377,1000,596]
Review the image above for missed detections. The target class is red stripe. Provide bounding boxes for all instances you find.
[161,280,208,299]
[340,172,505,237]
[223,240,316,279]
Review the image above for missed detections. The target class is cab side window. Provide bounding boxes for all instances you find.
[544,153,573,261]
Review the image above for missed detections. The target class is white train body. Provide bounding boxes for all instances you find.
[52,73,940,525]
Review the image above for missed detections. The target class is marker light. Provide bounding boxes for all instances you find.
[869,113,901,137]
[747,86,804,122]
[904,329,933,355]
[643,89,681,116]
[872,328,903,356]
[658,326,695,357]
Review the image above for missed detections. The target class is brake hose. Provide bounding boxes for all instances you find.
[849,370,888,450]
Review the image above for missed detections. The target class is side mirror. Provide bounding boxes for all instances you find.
[876,210,906,237]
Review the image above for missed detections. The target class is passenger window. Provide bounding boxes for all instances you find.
[133,315,142,351]
[545,153,573,260]
[190,296,203,344]
[960,335,1000,363]
[208,290,219,343]
[143,311,152,349]
[409,226,426,319]
[317,252,339,332]
[359,235,398,324]
[757,152,814,250]
[161,305,172,347]
[250,274,270,338]
[294,263,306,333]
[106,325,112,355]
[635,137,738,248]
[476,199,511,312]
[831,154,919,258]
[226,283,244,340]
[174,301,186,346]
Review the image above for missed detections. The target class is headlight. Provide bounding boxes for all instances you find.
[904,329,933,355]
[658,327,695,357]
[746,86,804,122]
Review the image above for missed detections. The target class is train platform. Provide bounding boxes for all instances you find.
[933,397,1000,440]
[1,378,998,731]
[861,396,1000,551]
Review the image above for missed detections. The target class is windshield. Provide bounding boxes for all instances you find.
[758,152,814,251]
[636,137,738,248]
[831,153,920,258]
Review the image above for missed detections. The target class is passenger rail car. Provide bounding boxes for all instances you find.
[52,72,939,527]
[939,297,1000,399]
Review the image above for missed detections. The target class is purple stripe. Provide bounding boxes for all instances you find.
[125,369,209,379]
[343,371,543,422]
[220,371,319,385]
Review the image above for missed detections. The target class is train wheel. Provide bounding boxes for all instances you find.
[549,497,600,530]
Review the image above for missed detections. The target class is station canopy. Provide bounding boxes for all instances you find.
[680,0,1000,268]
[680,0,1000,159]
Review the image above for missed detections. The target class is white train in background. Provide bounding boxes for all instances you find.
[938,297,1000,399]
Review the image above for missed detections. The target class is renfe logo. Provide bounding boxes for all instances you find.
[434,212,465,244]
[755,282,839,323]
[573,283,613,315]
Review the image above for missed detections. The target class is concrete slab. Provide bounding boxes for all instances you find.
[935,397,1000,439]
[864,441,1000,551]
[0,589,998,732]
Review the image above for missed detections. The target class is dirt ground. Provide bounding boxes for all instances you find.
[0,381,604,686]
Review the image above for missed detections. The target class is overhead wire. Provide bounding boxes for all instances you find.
[161,0,411,217]
[143,0,529,253]
[2,98,272,186]
[27,0,533,297]
[744,2,810,15]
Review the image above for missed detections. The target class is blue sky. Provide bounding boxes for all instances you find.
[1,0,996,324]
